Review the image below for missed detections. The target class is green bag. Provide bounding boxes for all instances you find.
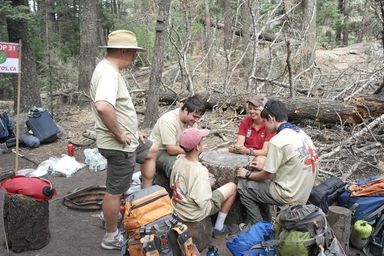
[273,204,345,256]
[277,230,312,256]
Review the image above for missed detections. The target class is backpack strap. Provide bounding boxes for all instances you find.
[366,204,384,223]
[172,224,194,256]
[250,236,320,250]
[141,234,160,256]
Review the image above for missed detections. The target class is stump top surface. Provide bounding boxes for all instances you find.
[328,205,352,215]
[200,150,252,167]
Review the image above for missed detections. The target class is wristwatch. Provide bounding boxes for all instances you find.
[248,148,254,156]
[245,169,252,179]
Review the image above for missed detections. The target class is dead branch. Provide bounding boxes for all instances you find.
[319,113,384,159]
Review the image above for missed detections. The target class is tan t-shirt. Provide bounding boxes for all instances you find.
[149,108,185,151]
[90,59,139,152]
[264,128,318,204]
[170,157,213,222]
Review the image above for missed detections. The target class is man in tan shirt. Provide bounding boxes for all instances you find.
[236,100,318,224]
[149,95,206,177]
[90,30,158,250]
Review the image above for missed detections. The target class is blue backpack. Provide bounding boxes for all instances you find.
[0,112,13,142]
[226,221,276,256]
[338,176,384,255]
[338,176,384,224]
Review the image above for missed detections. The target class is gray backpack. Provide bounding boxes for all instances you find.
[251,204,346,256]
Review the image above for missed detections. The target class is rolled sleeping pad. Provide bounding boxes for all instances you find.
[5,135,40,148]
[20,134,40,148]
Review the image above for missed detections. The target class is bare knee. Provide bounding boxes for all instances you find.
[218,182,237,199]
[147,143,158,159]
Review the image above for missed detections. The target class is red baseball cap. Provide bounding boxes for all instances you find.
[179,128,209,152]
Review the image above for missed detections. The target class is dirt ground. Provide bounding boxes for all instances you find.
[0,106,232,256]
[0,104,380,256]
[0,42,383,255]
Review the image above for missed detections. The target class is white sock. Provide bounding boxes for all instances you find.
[214,212,227,231]
[105,229,119,239]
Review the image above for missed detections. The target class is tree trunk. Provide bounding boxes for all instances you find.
[142,0,172,128]
[335,0,343,44]
[78,0,98,94]
[342,0,349,46]
[203,0,212,88]
[380,0,384,54]
[96,0,106,46]
[241,0,251,80]
[157,92,384,125]
[7,0,41,112]
[223,0,231,52]
[4,194,50,253]
[299,0,316,87]
[45,0,56,34]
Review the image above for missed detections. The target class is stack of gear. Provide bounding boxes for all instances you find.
[122,185,196,256]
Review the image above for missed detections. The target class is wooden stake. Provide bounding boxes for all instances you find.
[14,40,22,174]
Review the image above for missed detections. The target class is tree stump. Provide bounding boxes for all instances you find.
[3,194,50,253]
[200,151,251,224]
[182,217,213,252]
[199,151,251,186]
[327,206,352,255]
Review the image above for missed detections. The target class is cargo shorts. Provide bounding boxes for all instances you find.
[98,140,152,195]
[209,189,225,215]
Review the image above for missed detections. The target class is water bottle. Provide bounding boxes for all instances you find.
[206,245,219,256]
[67,143,74,157]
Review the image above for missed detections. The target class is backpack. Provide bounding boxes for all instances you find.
[338,176,384,224]
[370,214,384,256]
[273,204,345,256]
[338,176,384,255]
[26,107,59,143]
[122,185,195,256]
[308,176,346,213]
[226,221,276,256]
[0,112,13,143]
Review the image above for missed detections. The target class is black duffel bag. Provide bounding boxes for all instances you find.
[308,176,346,213]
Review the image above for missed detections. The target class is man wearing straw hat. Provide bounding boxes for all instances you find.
[90,30,158,250]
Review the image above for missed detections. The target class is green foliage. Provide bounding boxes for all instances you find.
[0,1,35,23]
[317,1,343,28]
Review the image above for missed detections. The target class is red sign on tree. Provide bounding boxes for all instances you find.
[0,42,20,73]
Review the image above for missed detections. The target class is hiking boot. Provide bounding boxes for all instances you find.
[212,224,240,239]
[101,232,123,250]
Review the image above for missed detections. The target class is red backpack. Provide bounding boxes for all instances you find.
[0,176,57,200]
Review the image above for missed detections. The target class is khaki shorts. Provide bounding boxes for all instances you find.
[209,189,225,215]
[99,140,152,195]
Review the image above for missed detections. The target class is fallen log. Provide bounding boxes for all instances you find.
[157,92,384,125]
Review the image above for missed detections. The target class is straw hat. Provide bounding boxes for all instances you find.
[99,30,145,51]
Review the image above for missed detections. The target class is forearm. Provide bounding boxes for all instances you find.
[252,148,267,156]
[95,101,124,138]
[248,170,272,181]
[251,142,269,156]
[165,145,185,155]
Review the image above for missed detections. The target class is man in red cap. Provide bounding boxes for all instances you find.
[170,128,238,238]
